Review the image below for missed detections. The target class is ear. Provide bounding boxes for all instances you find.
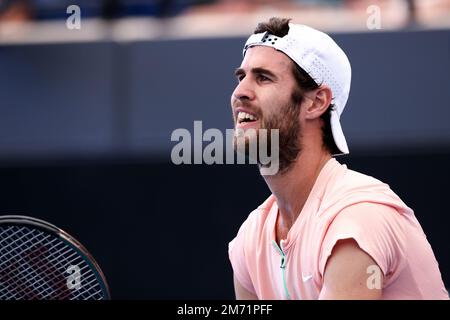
[304,85,333,120]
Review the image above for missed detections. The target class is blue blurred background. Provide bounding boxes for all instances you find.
[0,0,449,298]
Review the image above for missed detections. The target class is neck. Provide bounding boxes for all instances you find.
[263,144,331,241]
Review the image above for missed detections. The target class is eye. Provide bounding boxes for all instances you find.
[257,74,271,82]
[237,74,245,82]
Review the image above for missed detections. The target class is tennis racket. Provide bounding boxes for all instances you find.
[0,215,110,300]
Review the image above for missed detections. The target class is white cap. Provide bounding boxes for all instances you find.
[243,23,351,155]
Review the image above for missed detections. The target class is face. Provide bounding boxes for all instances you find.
[231,46,303,174]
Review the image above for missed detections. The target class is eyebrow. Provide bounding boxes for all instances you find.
[234,67,278,80]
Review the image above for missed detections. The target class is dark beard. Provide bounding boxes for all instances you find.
[233,99,302,175]
[262,100,301,174]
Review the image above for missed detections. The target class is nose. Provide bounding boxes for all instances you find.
[232,77,255,102]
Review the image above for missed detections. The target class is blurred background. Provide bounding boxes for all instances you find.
[0,0,449,299]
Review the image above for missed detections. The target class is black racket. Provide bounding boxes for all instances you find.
[0,215,110,300]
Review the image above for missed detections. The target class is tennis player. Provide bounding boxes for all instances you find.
[228,17,448,300]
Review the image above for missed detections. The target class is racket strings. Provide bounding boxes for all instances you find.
[1,246,81,299]
[0,225,106,300]
[1,245,68,298]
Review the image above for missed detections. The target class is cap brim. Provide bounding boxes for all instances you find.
[330,109,349,155]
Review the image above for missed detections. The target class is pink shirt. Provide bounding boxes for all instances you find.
[228,158,448,299]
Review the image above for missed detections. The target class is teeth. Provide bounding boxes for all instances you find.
[237,112,257,121]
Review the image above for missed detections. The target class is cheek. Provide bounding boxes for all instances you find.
[263,99,298,128]
[259,95,285,119]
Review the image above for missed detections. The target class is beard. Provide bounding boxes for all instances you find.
[233,94,302,175]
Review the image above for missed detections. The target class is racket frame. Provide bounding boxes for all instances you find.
[0,215,111,300]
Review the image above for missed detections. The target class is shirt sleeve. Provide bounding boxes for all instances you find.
[228,216,256,294]
[318,202,407,284]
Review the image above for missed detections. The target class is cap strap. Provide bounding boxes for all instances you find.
[243,32,284,56]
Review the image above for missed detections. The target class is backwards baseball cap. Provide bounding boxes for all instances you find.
[243,23,352,155]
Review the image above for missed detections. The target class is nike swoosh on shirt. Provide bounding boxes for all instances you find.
[302,274,313,282]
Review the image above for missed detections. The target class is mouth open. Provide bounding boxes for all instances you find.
[236,111,259,128]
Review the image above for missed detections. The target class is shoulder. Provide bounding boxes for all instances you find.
[229,194,276,249]
[228,194,277,295]
[334,165,389,195]
[237,195,276,234]
[319,202,407,279]
[327,202,408,252]
[319,162,413,219]
[332,202,405,228]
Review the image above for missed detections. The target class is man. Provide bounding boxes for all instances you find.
[228,17,448,299]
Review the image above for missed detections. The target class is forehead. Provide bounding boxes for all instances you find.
[240,46,294,75]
